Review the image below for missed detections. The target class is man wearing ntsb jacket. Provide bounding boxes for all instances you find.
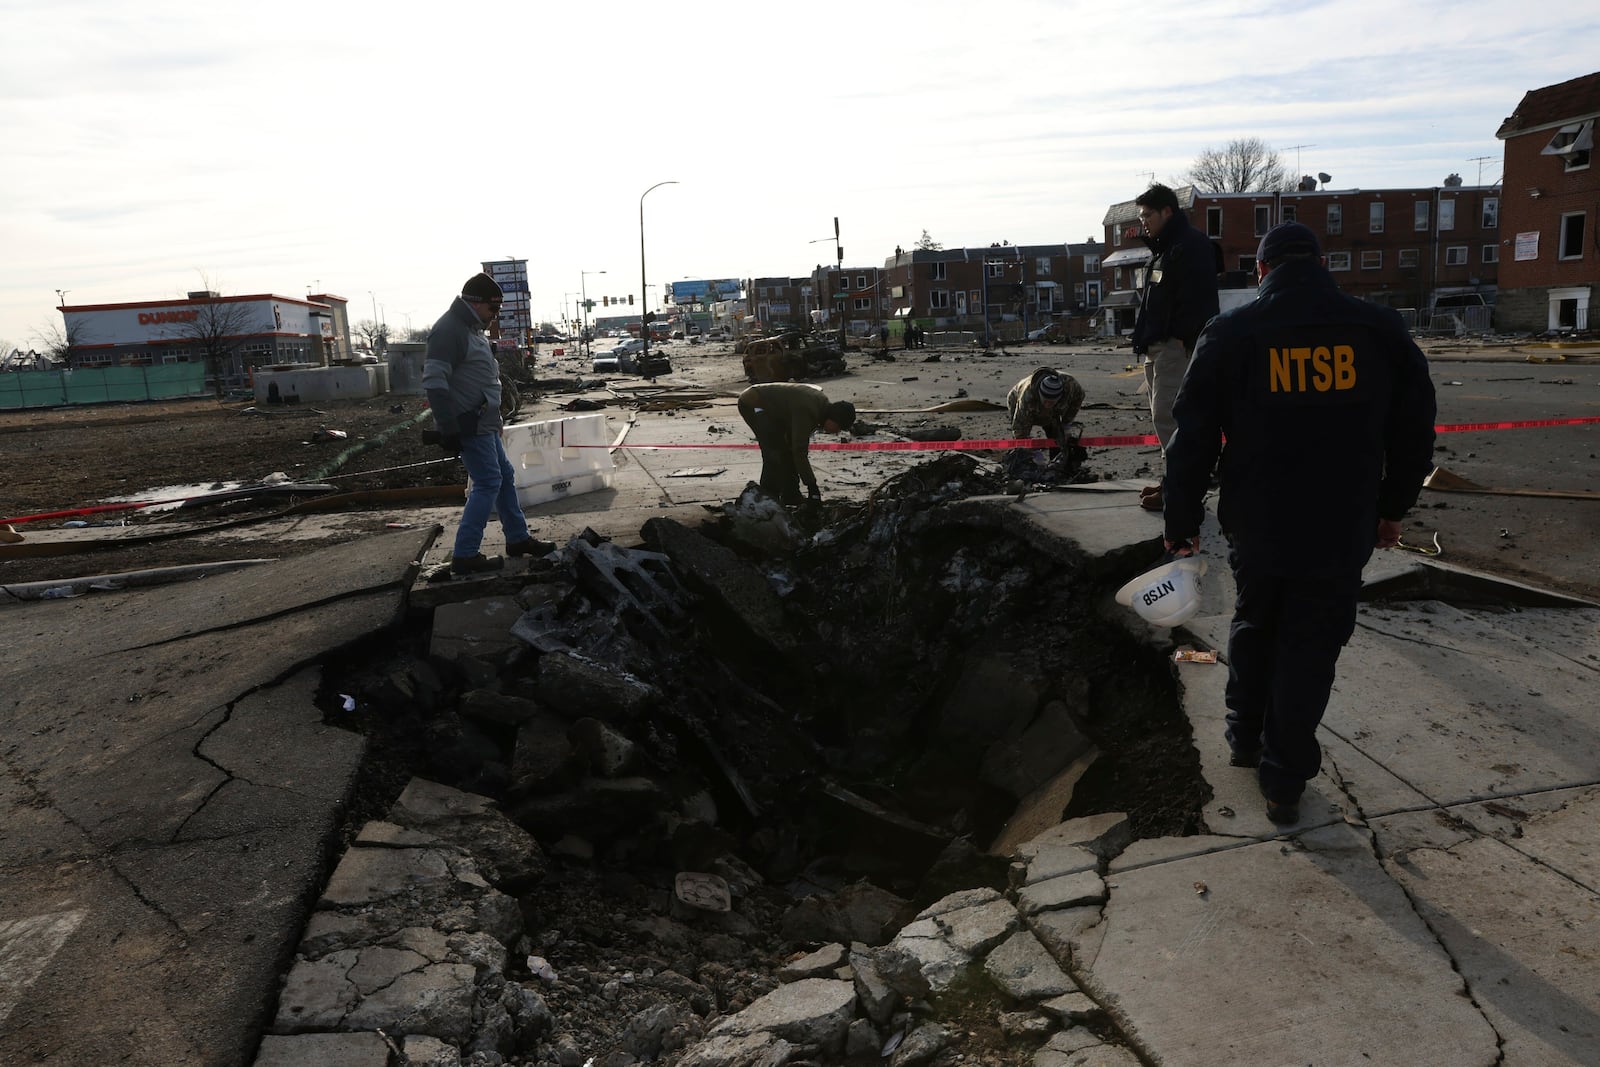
[1161,222,1436,826]
[1131,183,1221,511]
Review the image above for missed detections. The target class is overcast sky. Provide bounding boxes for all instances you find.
[3,0,1597,348]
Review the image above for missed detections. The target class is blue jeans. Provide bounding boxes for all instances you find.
[454,432,529,558]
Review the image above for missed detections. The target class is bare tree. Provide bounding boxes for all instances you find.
[32,318,88,362]
[1186,137,1293,193]
[172,294,260,395]
[915,229,944,251]
[404,326,432,343]
[354,319,390,353]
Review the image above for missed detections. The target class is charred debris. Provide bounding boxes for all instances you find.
[319,454,1208,1061]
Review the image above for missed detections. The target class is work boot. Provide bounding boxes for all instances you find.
[450,553,504,576]
[1265,799,1300,826]
[506,537,557,558]
[1139,484,1164,511]
[1229,747,1262,769]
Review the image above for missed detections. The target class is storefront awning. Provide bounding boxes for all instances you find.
[1098,290,1140,308]
[1100,247,1153,268]
[1034,280,1059,288]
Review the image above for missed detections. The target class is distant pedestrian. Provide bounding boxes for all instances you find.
[737,382,856,506]
[424,272,555,576]
[903,321,915,350]
[1131,183,1220,511]
[1162,222,1437,825]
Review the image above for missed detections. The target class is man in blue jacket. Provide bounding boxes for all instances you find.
[1131,183,1220,511]
[424,272,555,575]
[1161,222,1436,825]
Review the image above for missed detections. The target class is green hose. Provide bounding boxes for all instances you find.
[304,409,434,482]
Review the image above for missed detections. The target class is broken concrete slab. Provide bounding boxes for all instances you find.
[1076,821,1500,1066]
[1027,906,1103,964]
[254,1032,391,1067]
[1017,870,1106,916]
[641,516,798,655]
[777,942,848,982]
[707,977,856,1052]
[980,691,1095,800]
[984,928,1077,1000]
[386,779,547,891]
[569,716,641,777]
[987,751,1101,858]
[531,651,662,722]
[1373,802,1600,1065]
[429,595,525,663]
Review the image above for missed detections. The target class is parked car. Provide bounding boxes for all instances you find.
[612,338,647,357]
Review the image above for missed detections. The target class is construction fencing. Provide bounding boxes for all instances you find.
[0,364,209,410]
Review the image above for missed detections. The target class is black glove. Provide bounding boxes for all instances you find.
[807,484,822,502]
[422,428,461,456]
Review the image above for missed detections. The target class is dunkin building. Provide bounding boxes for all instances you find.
[56,291,354,388]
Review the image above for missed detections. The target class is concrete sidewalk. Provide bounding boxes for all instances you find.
[1010,485,1600,1066]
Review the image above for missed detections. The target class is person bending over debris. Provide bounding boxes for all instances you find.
[1161,222,1436,826]
[1005,368,1084,460]
[736,382,856,506]
[424,272,557,576]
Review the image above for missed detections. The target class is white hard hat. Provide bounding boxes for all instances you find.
[1114,557,1208,627]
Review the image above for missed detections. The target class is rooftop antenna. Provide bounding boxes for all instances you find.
[1286,144,1317,180]
[1468,155,1494,187]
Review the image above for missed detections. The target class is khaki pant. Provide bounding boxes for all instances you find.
[1143,337,1191,454]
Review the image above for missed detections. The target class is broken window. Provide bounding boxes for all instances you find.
[1446,246,1468,266]
[930,262,947,281]
[1482,244,1499,264]
[1542,120,1593,171]
[1036,257,1051,275]
[1482,197,1499,229]
[930,289,950,309]
[1559,212,1587,259]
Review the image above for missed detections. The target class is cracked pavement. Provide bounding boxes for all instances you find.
[0,529,431,1065]
[1011,490,1600,1066]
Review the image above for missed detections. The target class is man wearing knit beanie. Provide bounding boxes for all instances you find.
[423,272,556,575]
[1005,366,1085,463]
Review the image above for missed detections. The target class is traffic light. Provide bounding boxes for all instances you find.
[628,294,634,305]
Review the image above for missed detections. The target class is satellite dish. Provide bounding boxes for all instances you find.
[1317,172,1332,186]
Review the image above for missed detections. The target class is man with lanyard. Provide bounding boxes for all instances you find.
[1131,183,1220,511]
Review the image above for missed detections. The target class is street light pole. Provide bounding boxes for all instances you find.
[640,180,679,364]
[580,270,606,356]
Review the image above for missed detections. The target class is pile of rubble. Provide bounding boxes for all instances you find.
[267,459,1206,1064]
